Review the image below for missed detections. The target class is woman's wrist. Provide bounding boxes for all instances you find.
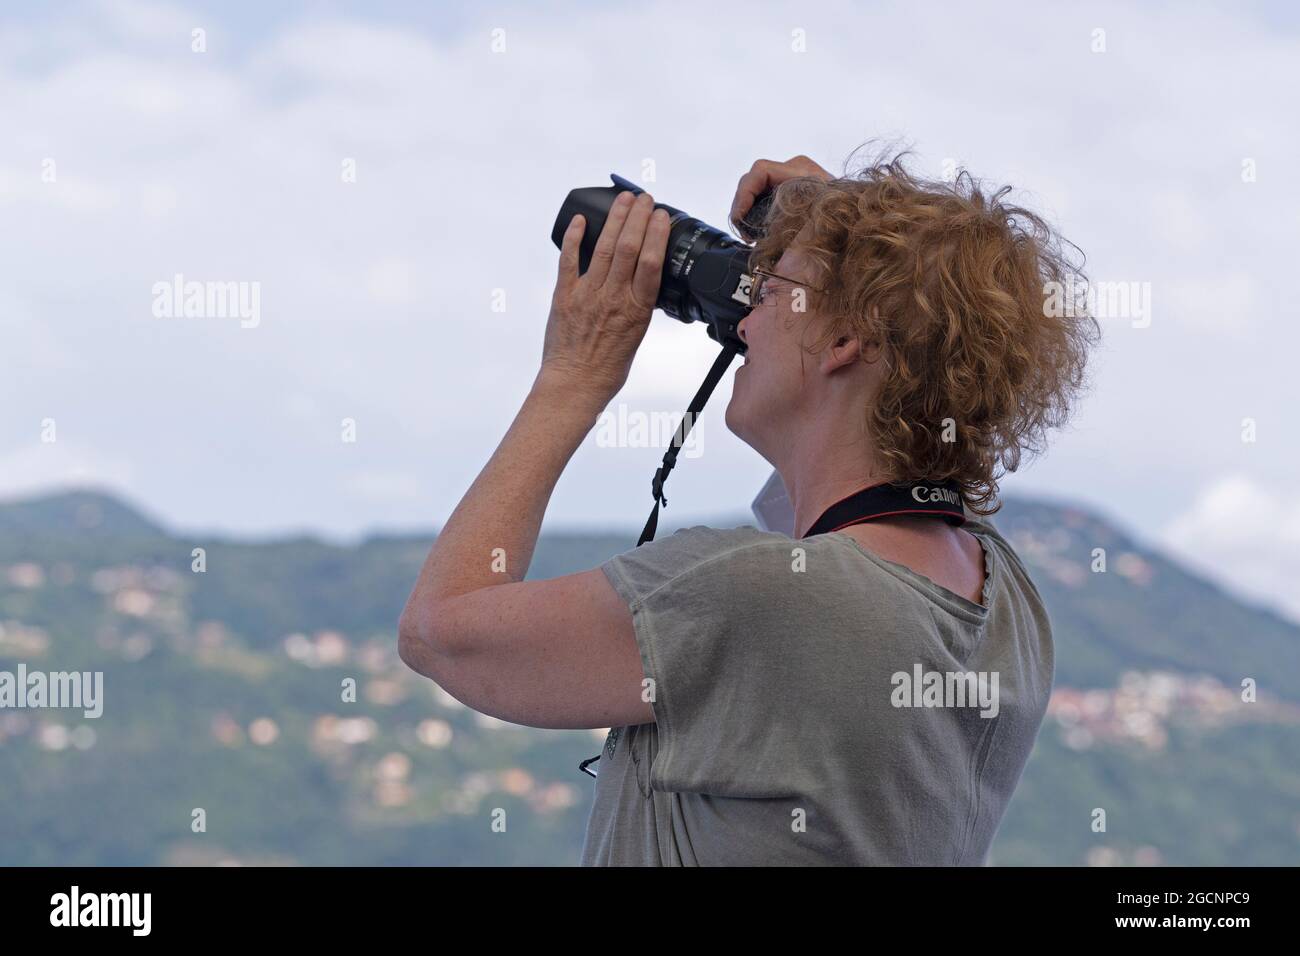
[530,365,614,423]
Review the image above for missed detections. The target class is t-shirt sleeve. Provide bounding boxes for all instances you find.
[600,525,821,797]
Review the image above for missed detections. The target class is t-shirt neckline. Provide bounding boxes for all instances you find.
[829,529,995,624]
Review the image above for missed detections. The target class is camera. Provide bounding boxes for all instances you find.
[550,174,773,351]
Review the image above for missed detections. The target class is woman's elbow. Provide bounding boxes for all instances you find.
[397,603,446,678]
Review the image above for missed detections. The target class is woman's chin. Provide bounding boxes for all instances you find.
[725,399,759,451]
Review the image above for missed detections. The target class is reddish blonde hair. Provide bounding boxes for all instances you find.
[749,152,1100,515]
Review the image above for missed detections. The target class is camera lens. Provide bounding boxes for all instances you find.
[551,175,763,351]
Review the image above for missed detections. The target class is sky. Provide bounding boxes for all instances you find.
[2,0,1299,623]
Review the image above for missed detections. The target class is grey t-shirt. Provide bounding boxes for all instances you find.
[579,506,1054,866]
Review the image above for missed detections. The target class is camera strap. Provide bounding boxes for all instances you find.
[802,478,967,537]
[637,342,741,547]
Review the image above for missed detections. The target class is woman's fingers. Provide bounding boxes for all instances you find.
[607,193,656,289]
[730,161,777,229]
[555,213,585,293]
[729,155,832,230]
[585,189,635,286]
[631,207,671,309]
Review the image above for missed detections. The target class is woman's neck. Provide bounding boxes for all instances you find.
[776,425,894,539]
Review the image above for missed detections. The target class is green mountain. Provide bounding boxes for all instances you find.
[0,489,166,540]
[0,489,1296,865]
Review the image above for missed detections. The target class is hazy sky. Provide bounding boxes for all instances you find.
[3,0,1298,622]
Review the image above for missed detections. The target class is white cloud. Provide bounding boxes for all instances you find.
[1159,272,1257,332]
[365,259,417,306]
[1161,475,1300,625]
[93,0,193,43]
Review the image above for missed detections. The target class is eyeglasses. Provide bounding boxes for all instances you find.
[747,268,824,309]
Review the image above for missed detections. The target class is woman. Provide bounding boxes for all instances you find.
[398,152,1099,865]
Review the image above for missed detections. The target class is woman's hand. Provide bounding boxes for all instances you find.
[729,155,833,233]
[537,190,671,410]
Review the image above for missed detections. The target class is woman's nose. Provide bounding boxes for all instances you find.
[736,315,749,344]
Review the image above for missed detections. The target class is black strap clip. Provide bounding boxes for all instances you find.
[635,343,740,548]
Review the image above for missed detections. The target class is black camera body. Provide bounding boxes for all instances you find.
[550,174,772,352]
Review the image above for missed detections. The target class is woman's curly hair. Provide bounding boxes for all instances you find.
[748,151,1101,516]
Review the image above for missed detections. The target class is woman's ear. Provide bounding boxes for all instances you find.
[820,335,863,375]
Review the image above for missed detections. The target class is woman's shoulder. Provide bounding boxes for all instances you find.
[640,524,800,565]
[601,524,800,607]
[959,507,1048,608]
